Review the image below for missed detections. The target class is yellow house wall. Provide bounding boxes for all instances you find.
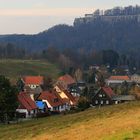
[54,85,73,105]
[59,91,68,99]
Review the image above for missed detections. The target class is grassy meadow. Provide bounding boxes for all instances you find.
[1,102,140,140]
[0,59,61,83]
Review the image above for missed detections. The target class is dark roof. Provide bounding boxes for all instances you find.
[69,86,81,93]
[18,92,37,111]
[38,91,64,107]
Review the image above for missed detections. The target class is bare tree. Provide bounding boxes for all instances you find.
[74,68,83,82]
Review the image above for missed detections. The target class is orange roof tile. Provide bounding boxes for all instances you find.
[109,76,130,81]
[18,92,37,111]
[58,74,75,85]
[38,91,65,107]
[23,76,44,85]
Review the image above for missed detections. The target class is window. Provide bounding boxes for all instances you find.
[106,100,109,104]
[72,89,75,92]
[115,101,118,104]
[103,94,105,97]
[99,94,102,97]
[95,100,98,104]
[53,107,57,111]
[100,100,103,104]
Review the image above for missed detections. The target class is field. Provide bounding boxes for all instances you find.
[0,59,61,83]
[1,102,140,140]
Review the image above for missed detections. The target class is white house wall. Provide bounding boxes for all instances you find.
[16,109,29,118]
[42,99,53,111]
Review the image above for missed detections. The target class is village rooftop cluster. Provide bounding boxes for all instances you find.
[15,67,140,119]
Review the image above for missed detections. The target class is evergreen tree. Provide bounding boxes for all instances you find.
[16,78,25,92]
[0,75,18,123]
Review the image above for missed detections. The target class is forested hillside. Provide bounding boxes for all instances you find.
[0,6,140,52]
[0,6,140,70]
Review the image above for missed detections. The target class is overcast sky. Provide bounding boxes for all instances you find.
[0,0,139,34]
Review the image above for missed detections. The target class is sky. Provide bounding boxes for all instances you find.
[0,0,139,34]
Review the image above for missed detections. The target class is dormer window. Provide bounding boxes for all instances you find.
[103,94,105,97]
[95,100,98,104]
[99,94,102,97]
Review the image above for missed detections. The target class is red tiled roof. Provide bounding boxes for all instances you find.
[58,74,75,85]
[18,92,37,111]
[62,98,70,104]
[52,90,68,104]
[56,84,65,91]
[63,90,76,104]
[102,87,115,98]
[23,76,44,85]
[38,91,64,107]
[55,84,76,104]
[109,76,130,81]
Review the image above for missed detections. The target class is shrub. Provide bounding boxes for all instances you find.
[77,96,90,111]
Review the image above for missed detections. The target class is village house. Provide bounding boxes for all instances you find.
[22,76,44,89]
[131,74,140,84]
[68,85,81,97]
[92,86,115,106]
[56,74,76,90]
[106,75,131,86]
[112,95,136,104]
[76,81,86,91]
[16,92,38,118]
[89,65,100,71]
[54,85,77,106]
[24,85,43,101]
[35,101,48,113]
[92,86,136,106]
[112,65,130,75]
[38,90,68,112]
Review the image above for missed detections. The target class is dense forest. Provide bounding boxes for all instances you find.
[0,6,140,71]
[0,43,26,58]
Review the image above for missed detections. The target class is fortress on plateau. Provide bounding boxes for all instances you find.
[74,6,140,26]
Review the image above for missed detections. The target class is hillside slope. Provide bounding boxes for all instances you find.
[1,102,140,140]
[0,59,60,82]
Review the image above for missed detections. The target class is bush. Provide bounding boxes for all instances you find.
[77,96,90,111]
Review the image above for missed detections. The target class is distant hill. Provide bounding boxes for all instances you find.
[0,5,140,55]
[1,102,140,140]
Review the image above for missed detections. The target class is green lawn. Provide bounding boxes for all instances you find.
[1,102,140,140]
[0,59,61,83]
